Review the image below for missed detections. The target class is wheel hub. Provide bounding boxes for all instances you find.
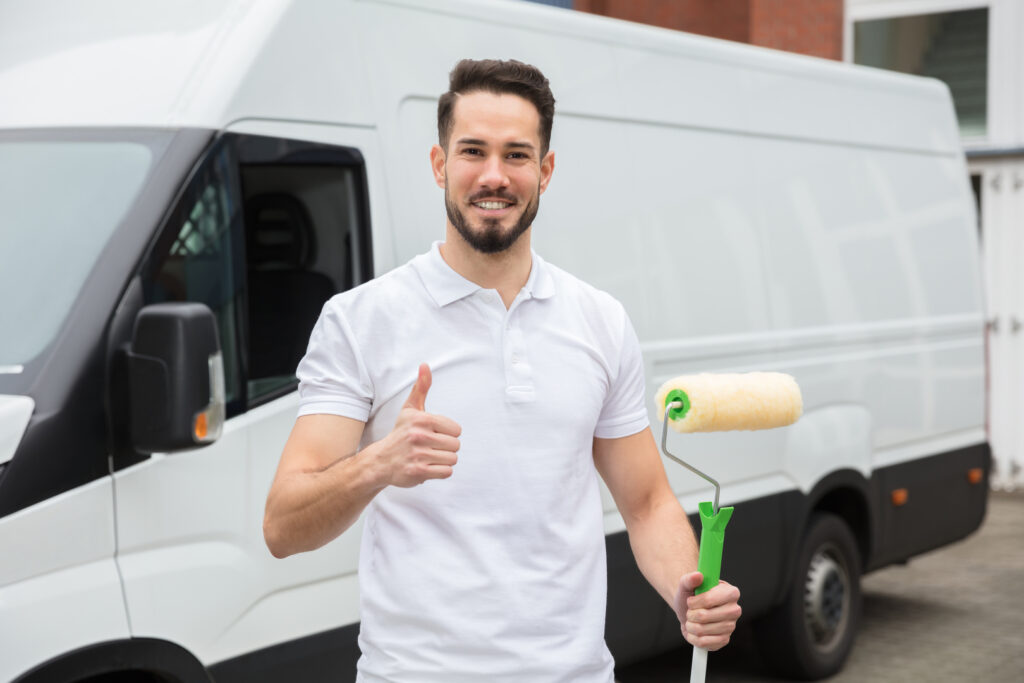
[803,545,850,651]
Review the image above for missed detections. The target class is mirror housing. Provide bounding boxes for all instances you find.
[128,303,225,454]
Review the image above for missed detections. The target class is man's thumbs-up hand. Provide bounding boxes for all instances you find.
[380,363,462,488]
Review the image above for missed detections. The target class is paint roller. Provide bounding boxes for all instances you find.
[655,372,803,683]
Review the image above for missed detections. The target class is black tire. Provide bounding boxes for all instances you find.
[754,512,862,680]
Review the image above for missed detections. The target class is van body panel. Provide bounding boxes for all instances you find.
[784,405,873,493]
[112,384,363,665]
[0,0,960,153]
[219,2,377,130]
[0,478,128,682]
[0,0,291,129]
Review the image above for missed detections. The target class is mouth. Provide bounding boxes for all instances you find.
[470,198,516,215]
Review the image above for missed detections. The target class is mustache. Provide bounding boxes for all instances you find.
[467,189,517,204]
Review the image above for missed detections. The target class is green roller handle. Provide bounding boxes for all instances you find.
[695,501,734,594]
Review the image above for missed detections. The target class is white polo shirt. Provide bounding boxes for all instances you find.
[297,242,649,683]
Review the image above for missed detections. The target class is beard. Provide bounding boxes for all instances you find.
[445,185,540,255]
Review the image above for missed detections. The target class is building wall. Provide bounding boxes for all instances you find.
[574,0,844,60]
[749,0,844,59]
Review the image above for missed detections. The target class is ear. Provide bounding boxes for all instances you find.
[539,150,555,195]
[430,144,447,189]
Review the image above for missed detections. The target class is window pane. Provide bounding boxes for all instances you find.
[149,146,244,408]
[0,141,152,365]
[854,8,988,137]
[241,164,362,404]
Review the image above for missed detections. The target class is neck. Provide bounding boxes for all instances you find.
[439,224,533,309]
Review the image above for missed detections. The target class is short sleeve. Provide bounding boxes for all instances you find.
[295,300,374,421]
[593,308,649,439]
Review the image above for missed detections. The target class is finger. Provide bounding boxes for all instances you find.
[425,433,460,453]
[675,572,703,608]
[688,599,742,626]
[682,629,732,652]
[687,580,740,610]
[402,363,432,411]
[421,464,454,480]
[428,413,462,437]
[686,609,741,636]
[679,571,703,592]
[408,426,459,452]
[424,449,458,467]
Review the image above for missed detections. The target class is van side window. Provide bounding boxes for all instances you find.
[144,134,372,416]
[241,162,367,403]
[148,144,246,413]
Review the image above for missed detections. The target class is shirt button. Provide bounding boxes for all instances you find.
[511,354,521,364]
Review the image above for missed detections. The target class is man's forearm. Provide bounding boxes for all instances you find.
[263,443,387,558]
[626,495,700,607]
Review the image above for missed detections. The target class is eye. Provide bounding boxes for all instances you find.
[462,147,483,156]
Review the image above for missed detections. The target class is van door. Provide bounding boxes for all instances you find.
[111,130,374,678]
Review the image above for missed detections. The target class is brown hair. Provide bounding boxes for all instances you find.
[437,59,556,155]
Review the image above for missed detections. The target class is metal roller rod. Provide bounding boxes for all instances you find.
[661,401,721,514]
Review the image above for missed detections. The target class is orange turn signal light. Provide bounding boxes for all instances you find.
[967,468,983,485]
[891,488,908,506]
[194,413,208,441]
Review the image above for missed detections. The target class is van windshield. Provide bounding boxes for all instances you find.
[0,137,155,368]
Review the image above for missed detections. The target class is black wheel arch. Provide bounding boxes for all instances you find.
[774,469,874,610]
[12,637,213,683]
[806,469,873,571]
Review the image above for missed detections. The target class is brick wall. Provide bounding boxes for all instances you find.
[575,0,844,60]
[750,0,843,60]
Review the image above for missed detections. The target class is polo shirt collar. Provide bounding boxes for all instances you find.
[414,241,555,307]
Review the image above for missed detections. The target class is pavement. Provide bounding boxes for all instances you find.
[616,491,1024,683]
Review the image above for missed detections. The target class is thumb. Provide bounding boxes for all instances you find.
[676,571,704,612]
[402,363,432,411]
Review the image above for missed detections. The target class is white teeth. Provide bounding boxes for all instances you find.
[475,201,510,210]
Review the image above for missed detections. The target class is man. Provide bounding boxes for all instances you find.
[263,59,741,682]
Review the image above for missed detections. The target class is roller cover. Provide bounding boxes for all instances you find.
[654,372,802,433]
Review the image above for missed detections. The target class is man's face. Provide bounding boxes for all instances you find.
[431,91,554,254]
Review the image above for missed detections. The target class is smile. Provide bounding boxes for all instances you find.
[472,200,515,210]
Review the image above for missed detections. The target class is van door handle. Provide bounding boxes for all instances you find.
[1013,317,1022,333]
[987,317,999,333]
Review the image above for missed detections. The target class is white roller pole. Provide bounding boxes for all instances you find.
[690,645,708,683]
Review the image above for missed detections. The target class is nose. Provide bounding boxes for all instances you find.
[478,154,510,190]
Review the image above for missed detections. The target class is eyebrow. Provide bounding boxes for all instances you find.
[456,137,536,151]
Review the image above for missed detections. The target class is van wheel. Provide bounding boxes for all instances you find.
[754,513,862,680]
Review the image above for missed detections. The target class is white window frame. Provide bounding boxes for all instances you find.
[843,0,993,147]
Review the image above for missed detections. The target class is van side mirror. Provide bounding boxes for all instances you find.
[128,303,225,453]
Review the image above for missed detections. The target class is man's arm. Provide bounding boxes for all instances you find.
[593,429,741,651]
[263,364,460,558]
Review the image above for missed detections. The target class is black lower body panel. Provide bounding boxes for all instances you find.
[867,442,990,571]
[209,623,360,683]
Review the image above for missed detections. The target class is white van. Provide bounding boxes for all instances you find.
[0,0,988,681]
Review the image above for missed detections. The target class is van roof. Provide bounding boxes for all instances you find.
[0,0,959,155]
